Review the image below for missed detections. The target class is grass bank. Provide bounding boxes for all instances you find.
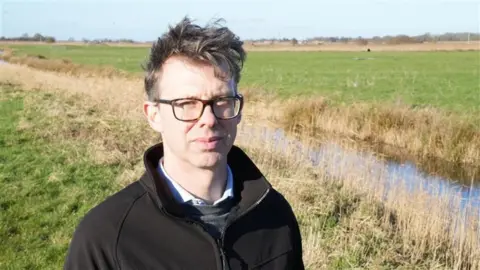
[3,44,480,114]
[277,96,480,183]
[0,86,124,268]
[1,56,479,182]
[1,73,479,269]
[0,47,135,79]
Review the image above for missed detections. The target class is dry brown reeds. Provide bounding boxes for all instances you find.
[278,95,480,181]
[0,63,144,121]
[237,124,480,269]
[2,63,479,268]
[1,56,479,178]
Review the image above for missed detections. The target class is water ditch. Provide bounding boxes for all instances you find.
[236,123,480,218]
[1,47,477,224]
[0,50,6,64]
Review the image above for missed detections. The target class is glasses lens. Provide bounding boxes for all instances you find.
[213,97,241,119]
[172,99,203,121]
[171,97,242,121]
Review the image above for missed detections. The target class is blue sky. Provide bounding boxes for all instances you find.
[0,0,478,41]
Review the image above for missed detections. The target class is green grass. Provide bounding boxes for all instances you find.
[4,44,480,115]
[0,85,122,269]
[242,51,480,114]
[5,44,150,73]
[0,82,477,269]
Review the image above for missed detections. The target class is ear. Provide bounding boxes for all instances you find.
[143,101,163,133]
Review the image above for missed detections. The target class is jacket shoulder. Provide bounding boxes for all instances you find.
[264,188,305,266]
[265,188,296,214]
[64,181,147,269]
[74,180,147,237]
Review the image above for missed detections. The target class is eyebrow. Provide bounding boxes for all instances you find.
[180,93,235,100]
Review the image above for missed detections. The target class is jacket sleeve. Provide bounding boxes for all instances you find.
[274,190,305,269]
[291,213,305,270]
[63,210,117,270]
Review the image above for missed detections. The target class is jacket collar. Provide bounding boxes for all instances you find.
[139,142,272,218]
[157,156,235,206]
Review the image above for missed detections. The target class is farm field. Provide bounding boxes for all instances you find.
[1,44,480,269]
[4,44,480,114]
[2,44,480,181]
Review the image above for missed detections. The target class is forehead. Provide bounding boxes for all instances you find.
[157,56,235,99]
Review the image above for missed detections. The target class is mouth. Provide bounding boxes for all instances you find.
[195,136,222,142]
[194,136,223,150]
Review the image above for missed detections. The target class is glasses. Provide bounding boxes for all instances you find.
[153,94,244,122]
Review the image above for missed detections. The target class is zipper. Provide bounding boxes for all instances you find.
[160,209,224,269]
[219,188,271,253]
[216,237,227,270]
[160,187,271,270]
[191,219,226,270]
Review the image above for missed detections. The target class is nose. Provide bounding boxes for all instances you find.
[197,105,217,127]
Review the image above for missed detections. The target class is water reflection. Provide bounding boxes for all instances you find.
[0,50,6,64]
[370,142,480,187]
[236,124,480,215]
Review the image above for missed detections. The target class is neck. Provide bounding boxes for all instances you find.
[162,153,228,204]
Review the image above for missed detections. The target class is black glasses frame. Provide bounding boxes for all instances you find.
[153,94,244,122]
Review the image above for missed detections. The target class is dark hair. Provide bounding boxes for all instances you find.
[143,17,247,101]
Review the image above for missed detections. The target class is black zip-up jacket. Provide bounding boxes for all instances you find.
[64,143,305,270]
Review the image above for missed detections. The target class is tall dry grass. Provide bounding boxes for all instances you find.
[0,50,480,184]
[236,124,480,269]
[3,50,479,181]
[2,63,480,269]
[271,95,480,181]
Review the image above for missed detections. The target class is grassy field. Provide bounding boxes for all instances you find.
[4,44,480,114]
[2,79,479,269]
[0,42,479,269]
[2,44,479,183]
[0,86,123,269]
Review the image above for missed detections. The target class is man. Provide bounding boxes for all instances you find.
[64,17,304,270]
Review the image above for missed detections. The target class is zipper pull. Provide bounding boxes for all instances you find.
[216,238,227,270]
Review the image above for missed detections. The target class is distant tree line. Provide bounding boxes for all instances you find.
[0,33,56,43]
[79,38,136,44]
[1,32,478,45]
[0,33,136,44]
[247,32,480,45]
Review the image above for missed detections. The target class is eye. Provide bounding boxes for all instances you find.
[174,100,199,108]
[215,97,234,106]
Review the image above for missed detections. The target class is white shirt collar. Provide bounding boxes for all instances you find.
[157,158,234,206]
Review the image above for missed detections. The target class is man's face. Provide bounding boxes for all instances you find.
[144,56,241,169]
